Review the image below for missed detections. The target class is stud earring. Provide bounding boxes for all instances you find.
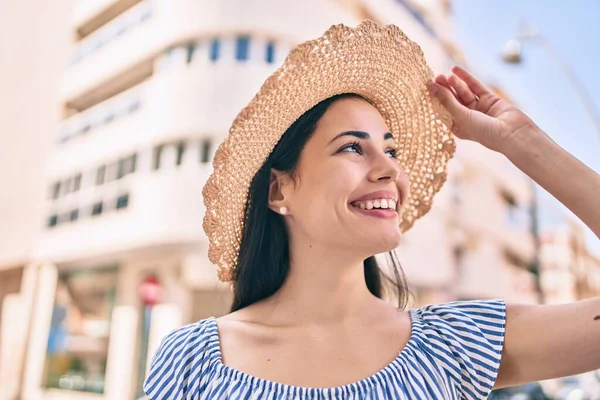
[279,206,288,215]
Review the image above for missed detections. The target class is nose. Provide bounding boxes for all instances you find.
[367,152,401,183]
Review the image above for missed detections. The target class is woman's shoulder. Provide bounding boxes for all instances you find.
[143,317,219,399]
[410,299,507,400]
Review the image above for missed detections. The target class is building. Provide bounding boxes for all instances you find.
[540,221,600,305]
[0,0,538,399]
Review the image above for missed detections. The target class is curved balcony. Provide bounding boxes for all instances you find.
[61,0,357,104]
[35,150,213,263]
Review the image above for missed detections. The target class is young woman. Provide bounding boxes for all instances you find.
[143,21,600,399]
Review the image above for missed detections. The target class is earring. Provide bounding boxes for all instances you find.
[279,206,288,215]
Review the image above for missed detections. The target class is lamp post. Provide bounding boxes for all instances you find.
[501,21,600,142]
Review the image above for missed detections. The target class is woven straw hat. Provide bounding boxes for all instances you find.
[203,20,455,282]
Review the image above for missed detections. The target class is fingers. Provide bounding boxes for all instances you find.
[427,82,469,125]
[448,74,479,108]
[451,66,491,97]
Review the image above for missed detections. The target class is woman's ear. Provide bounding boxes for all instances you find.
[268,169,289,214]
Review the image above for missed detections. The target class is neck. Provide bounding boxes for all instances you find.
[263,235,384,325]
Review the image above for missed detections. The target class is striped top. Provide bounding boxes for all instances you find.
[143,299,506,400]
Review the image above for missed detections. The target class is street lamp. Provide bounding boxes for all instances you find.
[501,21,600,141]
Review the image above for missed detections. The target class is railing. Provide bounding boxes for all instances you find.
[57,84,144,144]
[68,0,152,66]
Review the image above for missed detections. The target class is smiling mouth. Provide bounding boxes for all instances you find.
[349,200,399,219]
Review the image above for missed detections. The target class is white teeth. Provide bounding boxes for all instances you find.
[352,198,398,210]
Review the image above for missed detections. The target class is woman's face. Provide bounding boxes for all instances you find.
[271,97,410,255]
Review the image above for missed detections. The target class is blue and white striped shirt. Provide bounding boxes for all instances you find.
[143,299,506,399]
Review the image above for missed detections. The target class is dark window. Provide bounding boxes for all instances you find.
[91,202,103,216]
[82,122,91,134]
[266,41,275,63]
[186,42,197,64]
[51,182,61,200]
[209,39,220,62]
[153,145,164,170]
[236,36,250,61]
[116,194,129,210]
[96,166,106,185]
[176,142,186,166]
[131,153,137,173]
[117,159,125,179]
[69,209,79,222]
[73,174,82,192]
[200,139,212,163]
[48,215,58,228]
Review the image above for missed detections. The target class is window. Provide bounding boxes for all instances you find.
[96,166,106,185]
[69,209,79,222]
[128,99,140,113]
[130,153,137,173]
[51,182,61,200]
[236,36,250,61]
[44,267,118,394]
[104,112,115,124]
[91,202,103,216]
[48,215,58,228]
[116,194,129,210]
[117,159,126,179]
[62,178,73,196]
[153,145,163,170]
[266,41,275,63]
[186,42,197,64]
[176,142,186,166]
[209,39,220,62]
[200,139,212,163]
[73,174,82,192]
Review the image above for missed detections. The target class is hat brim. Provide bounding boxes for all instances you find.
[203,21,455,282]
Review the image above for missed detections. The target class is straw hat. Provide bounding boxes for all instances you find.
[203,20,455,282]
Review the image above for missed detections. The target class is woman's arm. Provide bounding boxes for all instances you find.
[502,126,600,237]
[428,66,600,387]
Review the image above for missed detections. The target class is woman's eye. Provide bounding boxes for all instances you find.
[386,148,398,158]
[340,142,362,154]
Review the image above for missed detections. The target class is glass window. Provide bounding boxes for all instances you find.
[116,194,129,210]
[51,182,61,200]
[69,209,79,222]
[200,139,212,163]
[176,142,186,166]
[209,39,220,62]
[186,42,197,64]
[73,174,82,192]
[96,166,106,186]
[91,202,103,216]
[236,36,250,61]
[48,215,58,228]
[266,41,275,63]
[153,145,163,170]
[44,267,118,394]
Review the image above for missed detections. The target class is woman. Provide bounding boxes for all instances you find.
[143,21,600,399]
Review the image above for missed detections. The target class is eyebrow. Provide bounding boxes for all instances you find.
[328,130,393,145]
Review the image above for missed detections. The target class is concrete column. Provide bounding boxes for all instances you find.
[22,264,58,400]
[145,304,182,378]
[104,306,138,400]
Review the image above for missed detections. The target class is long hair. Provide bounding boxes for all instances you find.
[230,94,411,312]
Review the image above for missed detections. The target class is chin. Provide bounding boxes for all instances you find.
[365,230,403,254]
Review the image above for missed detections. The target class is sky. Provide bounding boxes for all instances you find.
[452,0,600,254]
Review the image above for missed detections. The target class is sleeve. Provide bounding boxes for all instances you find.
[416,299,506,400]
[142,320,212,400]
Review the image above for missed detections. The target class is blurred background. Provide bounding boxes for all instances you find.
[0,0,599,399]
